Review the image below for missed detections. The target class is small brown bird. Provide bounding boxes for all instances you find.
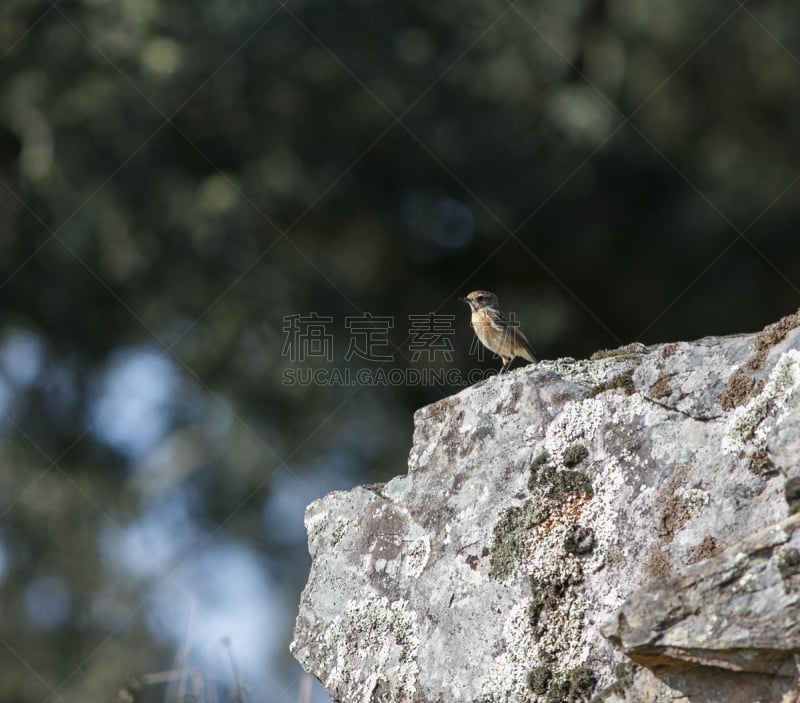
[460,290,536,373]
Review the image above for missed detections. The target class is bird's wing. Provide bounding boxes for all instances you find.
[515,329,537,362]
[486,308,537,361]
[485,307,516,333]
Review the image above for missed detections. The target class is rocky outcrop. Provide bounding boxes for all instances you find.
[291,313,800,703]
[602,512,800,702]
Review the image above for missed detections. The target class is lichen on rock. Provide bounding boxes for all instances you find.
[292,314,800,703]
[319,597,419,703]
[722,348,800,454]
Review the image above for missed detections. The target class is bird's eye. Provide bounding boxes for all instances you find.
[477,295,485,301]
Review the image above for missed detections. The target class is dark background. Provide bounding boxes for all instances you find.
[1,0,799,701]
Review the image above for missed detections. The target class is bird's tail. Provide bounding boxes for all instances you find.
[515,331,536,364]
[519,346,536,363]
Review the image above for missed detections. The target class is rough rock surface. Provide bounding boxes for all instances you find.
[291,313,800,703]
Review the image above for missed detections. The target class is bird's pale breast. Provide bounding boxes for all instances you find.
[471,311,517,358]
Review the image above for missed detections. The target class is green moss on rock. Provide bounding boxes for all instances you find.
[550,666,597,703]
[526,667,552,695]
[528,455,594,500]
[528,576,572,630]
[490,455,594,580]
[776,545,800,580]
[528,665,598,703]
[489,501,543,579]
[530,451,551,472]
[588,370,635,398]
[563,524,595,555]
[562,444,588,467]
[589,663,635,702]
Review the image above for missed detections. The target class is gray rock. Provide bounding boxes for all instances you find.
[601,513,800,676]
[291,314,800,703]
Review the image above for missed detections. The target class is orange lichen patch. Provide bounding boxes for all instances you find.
[537,492,592,535]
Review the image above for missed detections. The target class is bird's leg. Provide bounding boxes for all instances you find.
[499,357,511,374]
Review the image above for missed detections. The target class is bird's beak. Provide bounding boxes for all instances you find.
[459,297,469,303]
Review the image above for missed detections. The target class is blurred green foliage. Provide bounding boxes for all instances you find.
[0,0,799,700]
